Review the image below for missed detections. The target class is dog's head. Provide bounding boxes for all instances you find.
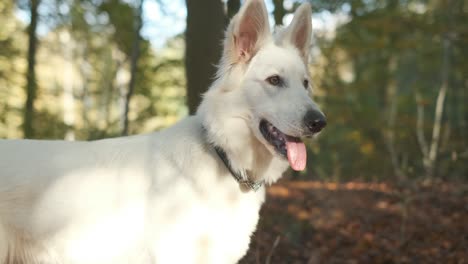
[218,0,326,171]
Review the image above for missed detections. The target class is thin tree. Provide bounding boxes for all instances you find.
[122,0,144,136]
[415,1,453,177]
[415,38,451,177]
[384,56,405,180]
[23,0,40,138]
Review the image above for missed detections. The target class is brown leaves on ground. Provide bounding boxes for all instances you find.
[240,179,468,264]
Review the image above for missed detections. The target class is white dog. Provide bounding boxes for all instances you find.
[0,0,326,263]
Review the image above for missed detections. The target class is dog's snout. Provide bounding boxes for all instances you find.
[304,110,327,133]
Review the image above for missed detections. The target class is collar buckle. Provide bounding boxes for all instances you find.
[238,180,264,191]
[212,144,264,192]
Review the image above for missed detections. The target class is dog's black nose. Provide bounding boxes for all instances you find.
[304,110,327,133]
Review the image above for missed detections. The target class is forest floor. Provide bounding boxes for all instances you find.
[240,178,468,264]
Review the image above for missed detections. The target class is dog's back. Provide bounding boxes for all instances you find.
[0,136,151,262]
[0,121,185,262]
[0,116,263,263]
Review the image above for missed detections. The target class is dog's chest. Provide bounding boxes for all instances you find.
[200,193,262,262]
[149,184,265,263]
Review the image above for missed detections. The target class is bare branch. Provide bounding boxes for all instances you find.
[265,235,280,264]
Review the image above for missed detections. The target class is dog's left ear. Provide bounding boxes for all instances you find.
[283,3,312,62]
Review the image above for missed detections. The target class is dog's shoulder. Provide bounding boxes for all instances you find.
[152,115,207,154]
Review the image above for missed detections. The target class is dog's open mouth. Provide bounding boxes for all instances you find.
[259,120,307,171]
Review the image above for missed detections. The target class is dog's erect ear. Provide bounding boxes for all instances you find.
[283,3,312,61]
[230,0,270,62]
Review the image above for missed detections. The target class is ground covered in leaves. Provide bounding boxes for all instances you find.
[240,179,468,264]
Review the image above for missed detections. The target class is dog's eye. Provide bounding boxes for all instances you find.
[266,75,282,86]
[303,79,309,89]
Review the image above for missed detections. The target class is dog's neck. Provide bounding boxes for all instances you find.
[197,82,289,188]
[206,138,264,191]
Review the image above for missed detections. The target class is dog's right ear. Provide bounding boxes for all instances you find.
[226,0,270,63]
[279,3,312,62]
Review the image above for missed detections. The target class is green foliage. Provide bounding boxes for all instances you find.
[0,1,26,139]
[128,36,187,135]
[0,0,187,141]
[309,0,468,179]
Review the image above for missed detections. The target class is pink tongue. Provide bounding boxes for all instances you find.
[285,139,307,171]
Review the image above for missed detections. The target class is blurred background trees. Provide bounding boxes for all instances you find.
[0,0,466,180]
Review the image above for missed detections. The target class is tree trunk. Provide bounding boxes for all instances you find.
[426,37,451,176]
[78,45,91,132]
[23,0,40,138]
[415,37,451,177]
[60,31,75,140]
[415,91,429,163]
[272,0,286,25]
[384,57,405,180]
[185,0,225,114]
[122,0,144,136]
[227,0,240,19]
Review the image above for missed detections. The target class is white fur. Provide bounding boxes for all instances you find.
[0,1,321,263]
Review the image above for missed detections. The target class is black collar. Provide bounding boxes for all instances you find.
[202,127,264,191]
